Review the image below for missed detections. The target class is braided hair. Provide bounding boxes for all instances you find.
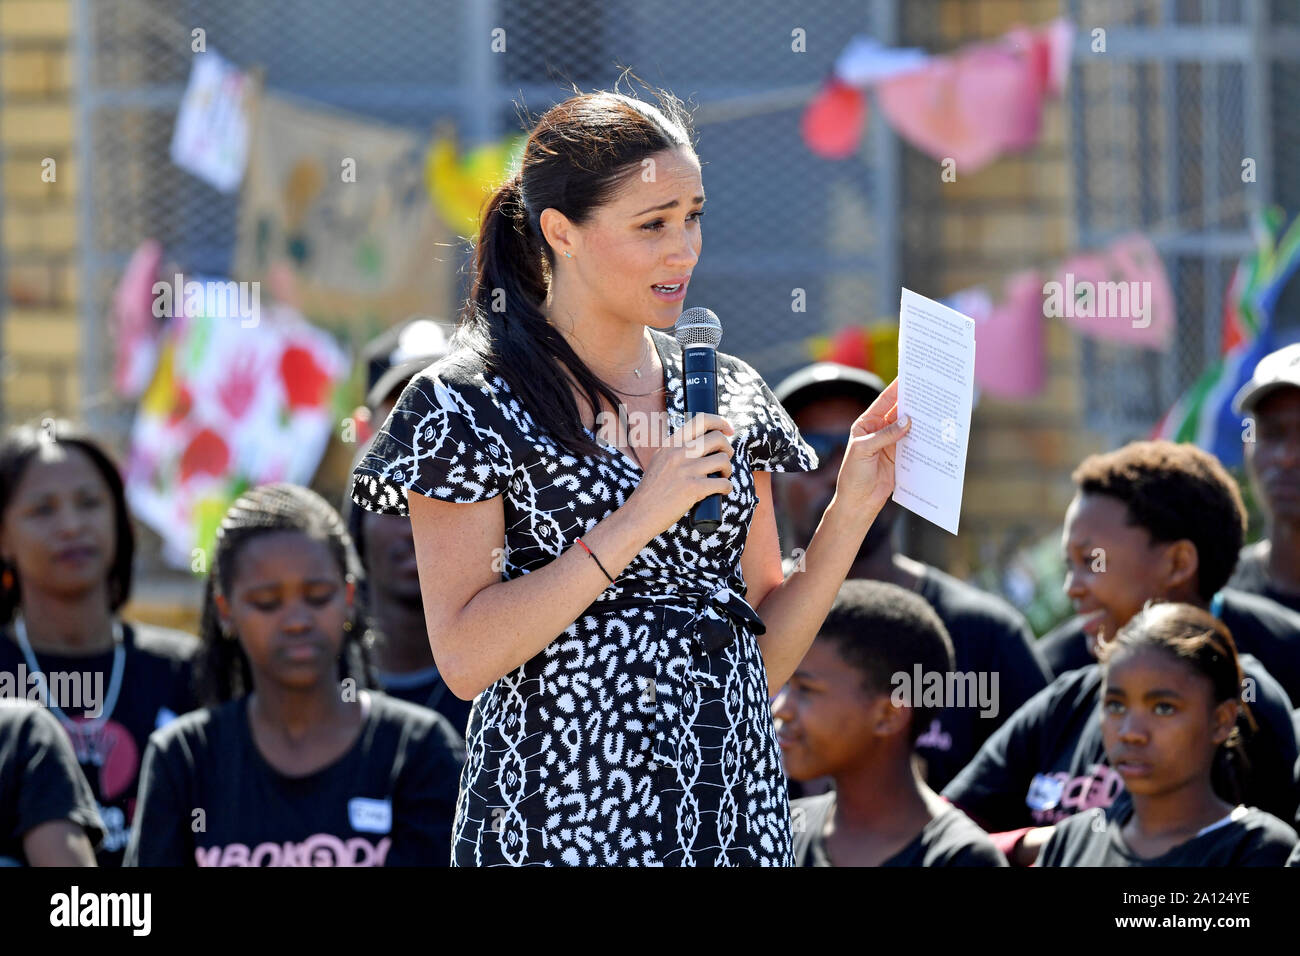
[341,448,375,626]
[196,482,375,705]
[1098,601,1259,804]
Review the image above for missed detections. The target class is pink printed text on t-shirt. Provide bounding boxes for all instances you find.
[195,835,391,866]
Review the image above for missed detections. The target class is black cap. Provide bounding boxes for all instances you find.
[362,317,453,410]
[772,362,886,419]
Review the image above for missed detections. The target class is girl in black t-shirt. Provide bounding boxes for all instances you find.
[1038,603,1297,866]
[0,421,198,866]
[125,484,465,867]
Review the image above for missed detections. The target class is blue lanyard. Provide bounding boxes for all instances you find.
[1210,591,1225,619]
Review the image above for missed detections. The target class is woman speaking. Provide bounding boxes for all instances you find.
[350,84,909,866]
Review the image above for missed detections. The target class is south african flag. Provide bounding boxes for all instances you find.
[1153,207,1300,467]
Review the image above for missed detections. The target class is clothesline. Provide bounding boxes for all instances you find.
[692,84,822,126]
[730,188,1260,373]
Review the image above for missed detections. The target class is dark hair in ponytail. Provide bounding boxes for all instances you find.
[1099,602,1259,803]
[0,420,134,626]
[452,78,698,459]
[196,483,375,705]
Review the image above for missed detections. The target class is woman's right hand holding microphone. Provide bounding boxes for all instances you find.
[628,412,736,539]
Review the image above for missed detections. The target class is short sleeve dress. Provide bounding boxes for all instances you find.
[350,326,818,866]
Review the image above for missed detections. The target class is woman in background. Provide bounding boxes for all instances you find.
[0,421,197,866]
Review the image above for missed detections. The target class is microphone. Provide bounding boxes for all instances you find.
[673,307,725,533]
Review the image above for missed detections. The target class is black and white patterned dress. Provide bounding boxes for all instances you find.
[350,326,818,866]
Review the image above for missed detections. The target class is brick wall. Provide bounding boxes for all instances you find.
[2,0,1101,630]
[0,0,204,632]
[899,0,1107,580]
[1,0,80,422]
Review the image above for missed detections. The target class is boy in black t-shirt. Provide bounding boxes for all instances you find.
[1034,439,1300,702]
[0,700,103,865]
[775,580,1006,867]
[1036,604,1297,867]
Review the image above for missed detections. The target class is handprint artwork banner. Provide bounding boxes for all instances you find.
[125,289,347,568]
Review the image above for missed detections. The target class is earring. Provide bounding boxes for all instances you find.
[564,251,573,259]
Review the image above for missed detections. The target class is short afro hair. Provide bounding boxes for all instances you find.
[816,579,955,745]
[1071,440,1246,601]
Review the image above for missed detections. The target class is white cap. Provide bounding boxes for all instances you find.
[1232,342,1300,415]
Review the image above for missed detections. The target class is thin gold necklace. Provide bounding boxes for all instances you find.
[608,342,665,398]
[615,335,652,379]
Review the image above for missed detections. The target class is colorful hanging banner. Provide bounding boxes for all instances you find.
[234,93,455,327]
[800,229,1173,401]
[804,18,1074,171]
[125,286,348,568]
[112,239,165,399]
[965,273,1048,399]
[170,48,254,194]
[1153,207,1300,467]
[1047,234,1175,349]
[425,125,527,237]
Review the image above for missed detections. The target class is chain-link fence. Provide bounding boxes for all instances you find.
[68,0,1298,595]
[73,0,901,443]
[1066,0,1299,444]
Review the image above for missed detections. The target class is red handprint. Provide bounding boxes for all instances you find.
[179,428,230,483]
[279,345,331,411]
[217,351,260,421]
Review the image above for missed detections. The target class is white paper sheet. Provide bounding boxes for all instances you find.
[892,287,976,535]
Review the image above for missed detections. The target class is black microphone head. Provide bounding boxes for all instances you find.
[674,308,722,350]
